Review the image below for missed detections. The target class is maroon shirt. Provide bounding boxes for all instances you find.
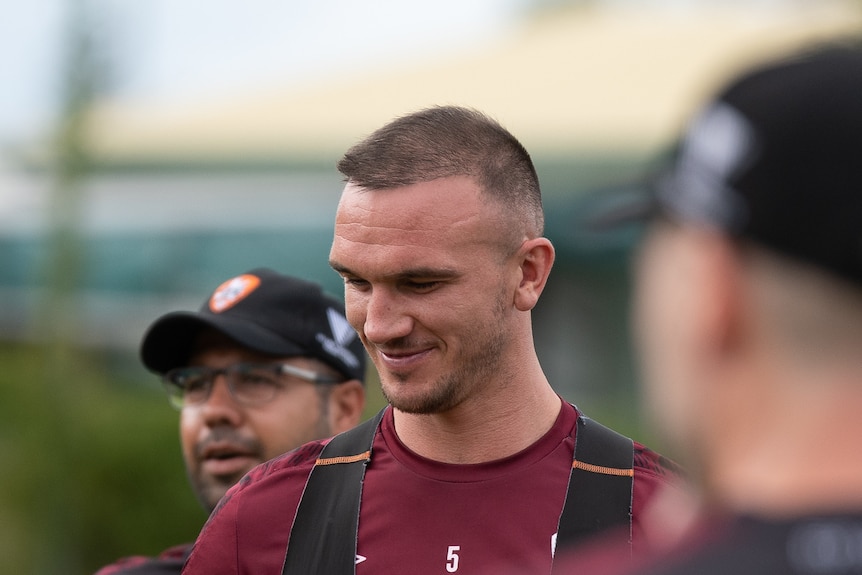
[95,543,191,575]
[183,402,682,575]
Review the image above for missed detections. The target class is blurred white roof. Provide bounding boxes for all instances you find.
[82,3,862,163]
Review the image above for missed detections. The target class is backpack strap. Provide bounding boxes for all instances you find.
[551,413,634,571]
[281,408,386,575]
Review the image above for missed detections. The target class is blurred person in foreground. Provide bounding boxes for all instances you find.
[557,42,862,575]
[95,268,367,574]
[181,106,684,575]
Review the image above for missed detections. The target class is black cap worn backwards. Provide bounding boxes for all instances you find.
[651,42,862,287]
[140,268,366,383]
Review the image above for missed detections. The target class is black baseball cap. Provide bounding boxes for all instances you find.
[598,42,862,288]
[140,268,366,383]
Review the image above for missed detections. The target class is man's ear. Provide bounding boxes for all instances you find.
[328,380,366,434]
[513,237,555,312]
[689,229,746,361]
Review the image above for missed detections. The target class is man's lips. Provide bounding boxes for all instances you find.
[376,347,433,369]
[199,441,260,477]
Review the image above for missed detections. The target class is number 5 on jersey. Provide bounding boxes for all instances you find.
[446,545,460,573]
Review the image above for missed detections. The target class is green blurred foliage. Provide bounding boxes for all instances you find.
[360,367,387,420]
[0,342,207,574]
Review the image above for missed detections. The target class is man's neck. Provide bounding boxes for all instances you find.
[709,376,862,517]
[392,384,562,464]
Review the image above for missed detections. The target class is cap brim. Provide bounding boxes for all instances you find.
[577,181,658,234]
[140,311,307,374]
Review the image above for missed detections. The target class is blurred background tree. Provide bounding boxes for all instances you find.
[0,2,206,573]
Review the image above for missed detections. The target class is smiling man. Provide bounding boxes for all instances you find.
[94,268,366,575]
[181,107,683,575]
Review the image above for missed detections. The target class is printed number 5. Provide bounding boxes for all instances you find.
[446,545,460,573]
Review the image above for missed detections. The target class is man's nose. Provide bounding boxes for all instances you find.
[198,376,243,426]
[361,288,413,345]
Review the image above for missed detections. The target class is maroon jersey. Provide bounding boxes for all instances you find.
[95,543,191,575]
[183,402,682,575]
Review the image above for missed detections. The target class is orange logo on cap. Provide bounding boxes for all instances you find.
[209,274,261,313]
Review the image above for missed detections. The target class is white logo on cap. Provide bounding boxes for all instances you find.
[316,307,360,369]
[662,102,754,230]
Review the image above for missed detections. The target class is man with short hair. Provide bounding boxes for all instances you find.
[181,107,682,575]
[95,268,366,574]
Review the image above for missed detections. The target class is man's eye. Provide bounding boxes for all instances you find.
[407,281,440,291]
[184,377,208,392]
[238,371,278,386]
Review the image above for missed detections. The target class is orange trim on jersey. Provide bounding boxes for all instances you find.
[315,451,371,466]
[572,459,634,477]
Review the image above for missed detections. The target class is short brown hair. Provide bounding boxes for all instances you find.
[337,106,544,238]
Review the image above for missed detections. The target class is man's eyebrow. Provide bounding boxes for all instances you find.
[328,262,458,280]
[329,261,352,276]
[396,267,459,279]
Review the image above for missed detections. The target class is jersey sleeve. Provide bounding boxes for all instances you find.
[181,441,326,575]
[551,445,691,575]
[631,443,690,556]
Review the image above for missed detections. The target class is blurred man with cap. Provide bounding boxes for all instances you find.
[95,268,367,575]
[558,41,862,575]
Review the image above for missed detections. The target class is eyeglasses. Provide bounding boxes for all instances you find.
[162,362,343,409]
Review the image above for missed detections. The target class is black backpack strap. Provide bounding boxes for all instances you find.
[281,408,386,575]
[552,413,634,571]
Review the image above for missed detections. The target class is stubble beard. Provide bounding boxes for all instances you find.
[381,295,509,415]
[189,465,239,513]
[188,429,259,511]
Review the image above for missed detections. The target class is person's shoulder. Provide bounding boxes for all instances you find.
[632,442,685,485]
[230,438,327,495]
[636,513,862,575]
[92,543,190,575]
[187,437,329,570]
[266,438,329,473]
[204,438,327,522]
